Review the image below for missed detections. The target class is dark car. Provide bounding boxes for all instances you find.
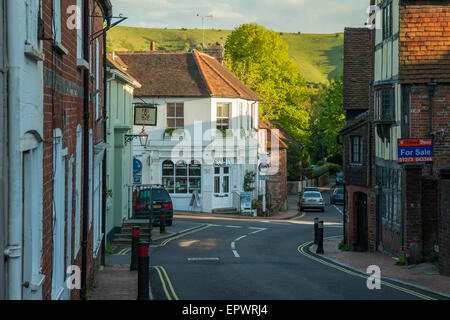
[133,186,173,226]
[330,186,344,205]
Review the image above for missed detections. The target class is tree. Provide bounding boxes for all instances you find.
[224,23,311,145]
[314,76,344,159]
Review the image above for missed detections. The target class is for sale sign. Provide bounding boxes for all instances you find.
[397,138,433,164]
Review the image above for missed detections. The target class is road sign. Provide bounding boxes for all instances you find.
[133,158,143,175]
[133,175,142,184]
[397,138,433,164]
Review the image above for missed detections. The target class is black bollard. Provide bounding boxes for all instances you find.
[137,242,150,300]
[159,213,166,234]
[130,226,140,271]
[314,218,319,245]
[316,221,324,254]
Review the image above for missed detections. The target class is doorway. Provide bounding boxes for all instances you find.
[355,192,368,252]
[213,166,231,208]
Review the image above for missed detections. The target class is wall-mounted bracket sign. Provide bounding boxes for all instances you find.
[134,104,157,126]
[397,138,433,164]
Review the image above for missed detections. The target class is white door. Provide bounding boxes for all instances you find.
[52,135,66,300]
[22,150,34,300]
[213,166,231,208]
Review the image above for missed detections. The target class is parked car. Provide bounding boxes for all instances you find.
[299,191,325,212]
[336,172,343,185]
[330,186,344,205]
[133,185,174,226]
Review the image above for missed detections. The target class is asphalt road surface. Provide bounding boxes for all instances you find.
[147,193,446,300]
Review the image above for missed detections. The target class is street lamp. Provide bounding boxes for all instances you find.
[125,126,149,147]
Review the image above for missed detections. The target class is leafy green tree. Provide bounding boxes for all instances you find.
[286,142,303,181]
[224,23,311,145]
[314,76,344,158]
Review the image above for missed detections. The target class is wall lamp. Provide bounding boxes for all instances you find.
[125,126,148,147]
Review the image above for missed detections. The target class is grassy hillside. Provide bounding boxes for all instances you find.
[106,26,343,84]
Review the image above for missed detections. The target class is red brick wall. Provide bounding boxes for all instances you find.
[343,28,375,110]
[41,0,105,300]
[409,84,450,176]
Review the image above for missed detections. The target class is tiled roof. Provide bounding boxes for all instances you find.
[115,50,261,101]
[106,53,141,88]
[399,1,450,83]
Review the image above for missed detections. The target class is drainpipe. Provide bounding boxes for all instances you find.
[427,80,436,176]
[101,26,108,266]
[80,0,90,301]
[5,0,23,300]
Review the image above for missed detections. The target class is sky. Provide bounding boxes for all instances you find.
[109,0,372,34]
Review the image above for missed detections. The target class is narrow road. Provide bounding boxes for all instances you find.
[147,191,445,300]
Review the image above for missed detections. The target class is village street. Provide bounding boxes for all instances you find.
[101,192,447,301]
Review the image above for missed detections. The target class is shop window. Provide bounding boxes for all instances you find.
[162,160,201,194]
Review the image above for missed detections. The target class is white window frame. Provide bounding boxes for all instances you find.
[76,0,82,60]
[52,0,62,44]
[74,125,82,258]
[216,102,231,131]
[166,103,184,129]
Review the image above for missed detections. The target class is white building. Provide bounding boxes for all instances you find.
[116,50,262,213]
[2,0,45,299]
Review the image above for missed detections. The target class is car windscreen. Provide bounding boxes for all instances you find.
[152,189,171,201]
[335,189,344,195]
[303,192,321,198]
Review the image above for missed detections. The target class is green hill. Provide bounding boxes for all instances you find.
[106,26,343,84]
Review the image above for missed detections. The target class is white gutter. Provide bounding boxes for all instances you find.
[5,0,23,300]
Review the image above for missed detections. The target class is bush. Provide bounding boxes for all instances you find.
[312,164,329,178]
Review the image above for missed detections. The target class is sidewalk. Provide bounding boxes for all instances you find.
[318,236,450,297]
[89,219,207,300]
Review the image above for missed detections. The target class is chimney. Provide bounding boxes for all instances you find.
[150,41,156,51]
[204,42,225,64]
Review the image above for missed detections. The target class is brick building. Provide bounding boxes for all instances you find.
[340,27,376,252]
[342,0,450,275]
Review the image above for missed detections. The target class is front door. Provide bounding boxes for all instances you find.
[355,192,368,252]
[213,166,231,208]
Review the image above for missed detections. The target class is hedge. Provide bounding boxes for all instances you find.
[311,162,342,178]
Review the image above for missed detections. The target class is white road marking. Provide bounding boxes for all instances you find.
[333,205,343,215]
[224,225,242,228]
[232,250,240,258]
[231,242,236,250]
[235,235,247,241]
[187,257,219,261]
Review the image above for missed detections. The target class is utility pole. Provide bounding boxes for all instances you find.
[197,14,213,49]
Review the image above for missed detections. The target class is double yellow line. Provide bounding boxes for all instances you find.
[297,237,437,300]
[151,266,179,300]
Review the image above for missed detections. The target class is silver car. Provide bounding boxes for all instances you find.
[299,191,325,212]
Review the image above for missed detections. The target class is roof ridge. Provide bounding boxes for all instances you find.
[192,50,214,96]
[196,51,243,97]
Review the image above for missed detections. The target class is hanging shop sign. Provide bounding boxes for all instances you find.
[134,104,157,126]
